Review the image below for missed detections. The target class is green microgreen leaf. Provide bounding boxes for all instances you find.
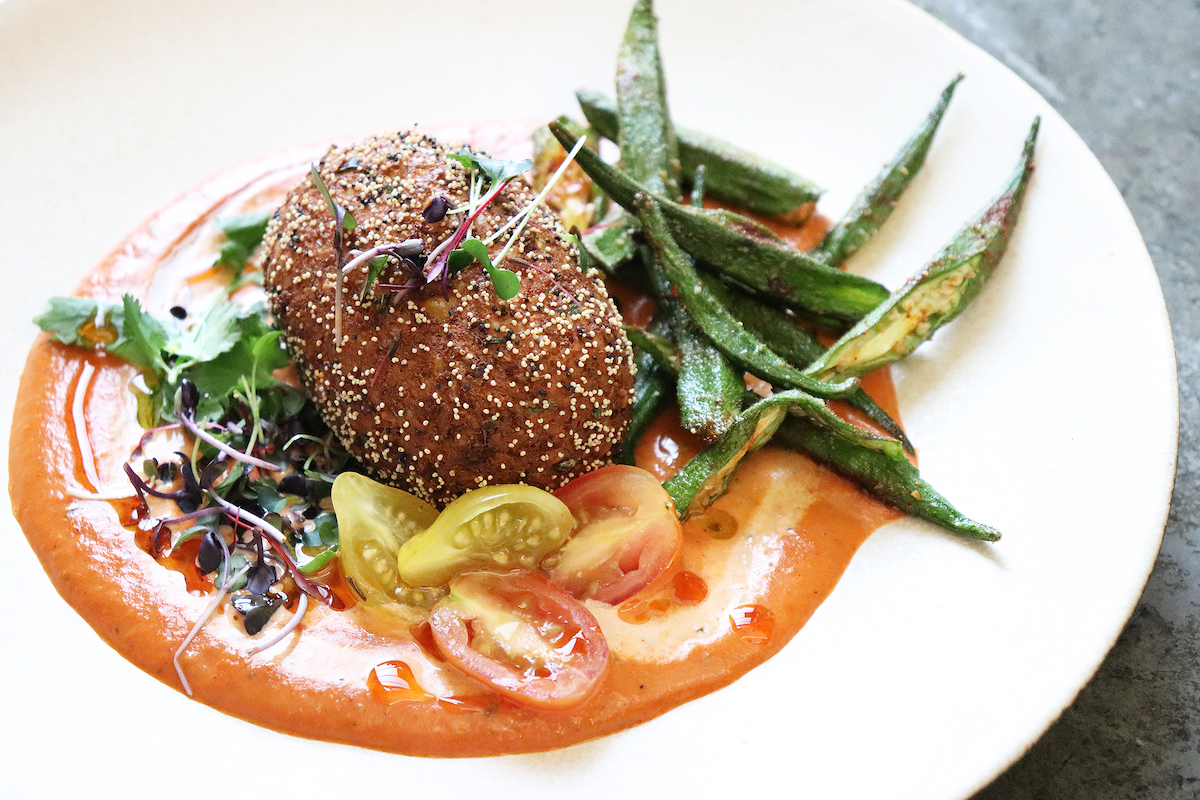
[251,477,289,514]
[458,238,520,300]
[310,164,357,231]
[360,255,390,300]
[188,316,289,404]
[446,248,475,273]
[297,546,338,575]
[448,152,532,186]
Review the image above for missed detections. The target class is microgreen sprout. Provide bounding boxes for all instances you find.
[176,379,279,471]
[459,239,520,300]
[310,165,357,346]
[423,196,453,223]
[485,135,588,267]
[175,562,251,696]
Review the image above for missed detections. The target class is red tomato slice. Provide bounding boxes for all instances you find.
[548,465,683,604]
[428,570,609,711]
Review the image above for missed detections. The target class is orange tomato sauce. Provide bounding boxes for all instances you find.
[9,122,900,757]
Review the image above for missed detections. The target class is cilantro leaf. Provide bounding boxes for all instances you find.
[109,295,168,374]
[458,238,520,300]
[170,299,244,363]
[34,296,121,347]
[215,212,271,272]
[187,317,289,405]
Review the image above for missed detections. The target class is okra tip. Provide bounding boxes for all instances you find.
[1025,116,1041,154]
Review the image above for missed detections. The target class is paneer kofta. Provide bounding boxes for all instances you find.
[261,131,636,505]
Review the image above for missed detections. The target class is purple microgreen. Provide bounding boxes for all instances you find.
[176,384,279,472]
[260,535,333,605]
[245,557,278,596]
[197,528,226,575]
[175,561,251,696]
[339,239,425,300]
[423,175,521,286]
[277,473,311,498]
[123,462,196,502]
[423,195,453,223]
[246,592,308,655]
[459,239,520,300]
[205,488,287,545]
[232,592,284,636]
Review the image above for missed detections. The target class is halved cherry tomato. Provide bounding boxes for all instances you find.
[397,484,573,587]
[548,465,683,605]
[331,473,439,606]
[429,570,608,710]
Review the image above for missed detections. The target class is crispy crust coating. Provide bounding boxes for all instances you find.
[262,131,635,505]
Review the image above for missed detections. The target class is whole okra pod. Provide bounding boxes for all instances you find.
[812,75,963,268]
[806,117,1040,381]
[577,88,822,220]
[711,279,912,451]
[615,0,682,199]
[775,416,1000,541]
[636,194,859,400]
[548,120,889,321]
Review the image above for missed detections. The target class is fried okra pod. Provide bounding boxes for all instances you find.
[551,119,889,320]
[806,118,1040,381]
[577,88,822,220]
[775,416,1000,541]
[709,279,912,451]
[616,0,682,199]
[811,75,963,268]
[636,195,858,399]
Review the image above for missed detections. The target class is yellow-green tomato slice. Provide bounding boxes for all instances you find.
[396,484,574,587]
[332,472,439,605]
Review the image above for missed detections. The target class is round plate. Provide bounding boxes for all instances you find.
[0,0,1176,798]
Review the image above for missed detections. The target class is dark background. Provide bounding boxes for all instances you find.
[911,2,1200,796]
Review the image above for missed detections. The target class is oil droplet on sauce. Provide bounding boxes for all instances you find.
[368,661,435,705]
[687,507,738,539]
[618,570,709,624]
[730,604,774,645]
[111,495,149,526]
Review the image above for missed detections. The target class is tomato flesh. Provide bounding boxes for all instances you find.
[549,465,683,604]
[429,570,608,710]
[397,484,574,587]
[331,473,439,607]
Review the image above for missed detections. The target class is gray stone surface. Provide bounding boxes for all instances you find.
[910,1,1200,796]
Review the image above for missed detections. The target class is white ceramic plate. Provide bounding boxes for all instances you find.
[0,0,1176,797]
